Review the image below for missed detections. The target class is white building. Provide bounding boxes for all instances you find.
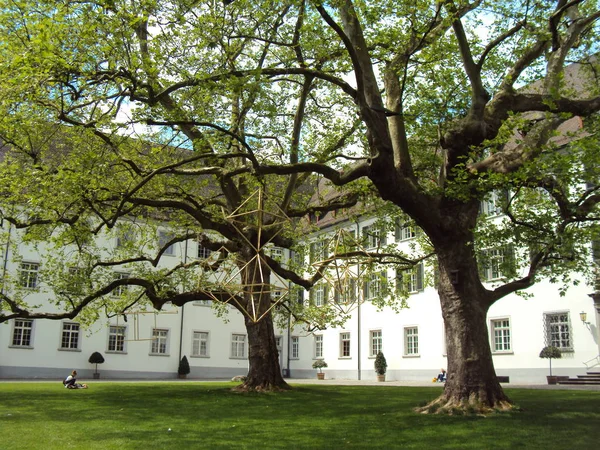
[1,204,599,384]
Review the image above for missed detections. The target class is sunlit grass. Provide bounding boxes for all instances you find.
[1,383,598,449]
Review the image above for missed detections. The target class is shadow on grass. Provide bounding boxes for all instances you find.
[1,383,598,449]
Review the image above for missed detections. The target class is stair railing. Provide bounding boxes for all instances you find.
[583,355,600,370]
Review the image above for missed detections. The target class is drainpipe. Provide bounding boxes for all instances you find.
[356,221,361,381]
[1,221,13,297]
[178,237,189,364]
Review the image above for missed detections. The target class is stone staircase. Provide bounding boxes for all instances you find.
[557,371,600,385]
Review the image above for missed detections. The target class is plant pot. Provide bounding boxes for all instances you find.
[317,373,325,380]
[377,374,385,382]
[546,375,558,385]
[93,373,100,379]
[178,374,187,379]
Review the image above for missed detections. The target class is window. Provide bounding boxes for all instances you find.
[395,219,416,241]
[197,245,212,259]
[333,277,356,304]
[19,262,39,289]
[397,263,424,293]
[150,328,169,355]
[364,271,385,300]
[231,334,246,359]
[310,284,327,307]
[480,190,508,217]
[404,327,419,356]
[363,224,387,249]
[112,272,130,297]
[491,319,511,353]
[158,231,175,256]
[11,319,33,347]
[269,246,284,261]
[60,322,80,350]
[340,332,351,358]
[544,312,572,351]
[480,246,514,281]
[192,331,209,357]
[108,326,126,353]
[309,239,329,264]
[370,329,382,357]
[291,336,299,359]
[194,300,212,306]
[314,335,323,358]
[116,227,135,248]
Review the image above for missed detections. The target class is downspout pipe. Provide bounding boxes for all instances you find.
[178,237,189,364]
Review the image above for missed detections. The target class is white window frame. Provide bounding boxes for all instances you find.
[310,239,328,264]
[116,227,135,248]
[480,247,513,282]
[544,312,573,351]
[291,336,299,359]
[112,272,130,297]
[334,277,356,304]
[490,318,512,353]
[395,219,416,241]
[158,231,176,256]
[230,333,247,359]
[339,332,351,358]
[197,245,212,259]
[19,262,39,289]
[150,328,170,355]
[311,283,327,307]
[369,329,382,357]
[11,319,34,348]
[363,224,387,249]
[192,331,210,357]
[59,322,81,351]
[193,299,212,306]
[107,325,127,353]
[314,334,323,359]
[398,263,424,294]
[404,326,419,356]
[480,190,506,217]
[364,271,385,300]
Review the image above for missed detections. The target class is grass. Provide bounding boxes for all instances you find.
[1,382,599,449]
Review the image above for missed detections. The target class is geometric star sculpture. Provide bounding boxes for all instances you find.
[312,228,372,315]
[196,188,290,323]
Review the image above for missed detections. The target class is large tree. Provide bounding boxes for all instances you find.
[0,0,411,391]
[1,0,600,411]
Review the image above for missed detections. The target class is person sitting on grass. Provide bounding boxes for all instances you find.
[64,370,88,389]
[436,368,447,383]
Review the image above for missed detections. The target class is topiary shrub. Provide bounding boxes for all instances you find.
[539,346,562,376]
[88,351,105,378]
[374,352,387,375]
[178,355,191,376]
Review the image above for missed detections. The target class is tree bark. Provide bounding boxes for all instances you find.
[417,211,514,414]
[238,312,290,392]
[234,249,290,392]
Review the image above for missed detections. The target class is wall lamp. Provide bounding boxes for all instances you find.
[580,311,591,327]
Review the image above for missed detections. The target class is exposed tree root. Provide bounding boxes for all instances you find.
[232,381,292,393]
[415,392,518,416]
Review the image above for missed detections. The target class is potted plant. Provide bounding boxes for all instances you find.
[312,359,328,380]
[178,355,191,379]
[88,351,105,379]
[539,346,562,384]
[374,351,387,382]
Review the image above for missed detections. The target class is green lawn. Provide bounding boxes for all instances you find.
[1,382,598,449]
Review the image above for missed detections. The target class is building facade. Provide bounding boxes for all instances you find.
[1,212,599,383]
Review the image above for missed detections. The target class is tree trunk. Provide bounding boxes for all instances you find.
[417,212,514,414]
[237,312,290,392]
[234,249,290,392]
